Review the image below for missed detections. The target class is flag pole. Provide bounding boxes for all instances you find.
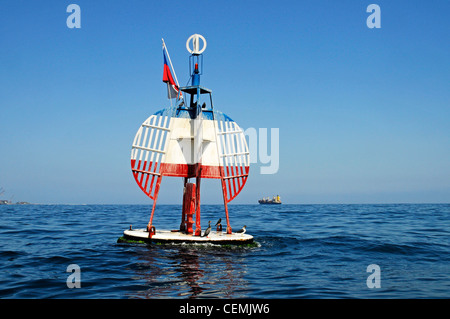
[162,38,181,91]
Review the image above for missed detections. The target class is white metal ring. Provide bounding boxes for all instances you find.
[186,34,207,54]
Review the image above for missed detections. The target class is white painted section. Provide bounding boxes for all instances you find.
[164,117,222,166]
[131,114,250,171]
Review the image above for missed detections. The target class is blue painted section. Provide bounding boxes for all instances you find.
[154,107,234,123]
[192,70,200,86]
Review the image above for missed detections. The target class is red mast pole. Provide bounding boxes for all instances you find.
[221,177,232,234]
[147,175,163,237]
[194,174,202,236]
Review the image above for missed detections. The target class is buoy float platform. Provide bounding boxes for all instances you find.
[120,34,253,245]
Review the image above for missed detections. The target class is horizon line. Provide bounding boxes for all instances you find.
[2,202,448,206]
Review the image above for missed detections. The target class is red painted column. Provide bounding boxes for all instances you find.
[183,183,196,234]
[194,175,202,236]
[221,178,232,234]
[180,178,188,231]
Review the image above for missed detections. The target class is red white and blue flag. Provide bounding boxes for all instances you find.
[162,45,181,99]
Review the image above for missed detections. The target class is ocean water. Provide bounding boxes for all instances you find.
[0,204,448,299]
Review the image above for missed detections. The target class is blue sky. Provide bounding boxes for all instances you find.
[0,0,449,204]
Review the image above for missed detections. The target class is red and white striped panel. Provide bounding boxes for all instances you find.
[216,119,250,202]
[131,114,171,199]
[131,113,250,202]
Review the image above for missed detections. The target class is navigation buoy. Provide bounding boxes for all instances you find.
[121,35,253,245]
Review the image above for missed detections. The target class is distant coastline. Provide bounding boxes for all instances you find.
[0,200,30,205]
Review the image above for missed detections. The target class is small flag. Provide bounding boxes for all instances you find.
[163,46,181,99]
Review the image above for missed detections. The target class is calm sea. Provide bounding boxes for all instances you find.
[0,204,448,299]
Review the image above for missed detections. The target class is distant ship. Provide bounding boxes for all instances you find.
[258,195,282,205]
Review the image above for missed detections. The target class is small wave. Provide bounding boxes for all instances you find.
[41,255,73,263]
[365,242,415,254]
[0,250,26,260]
[364,241,447,258]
